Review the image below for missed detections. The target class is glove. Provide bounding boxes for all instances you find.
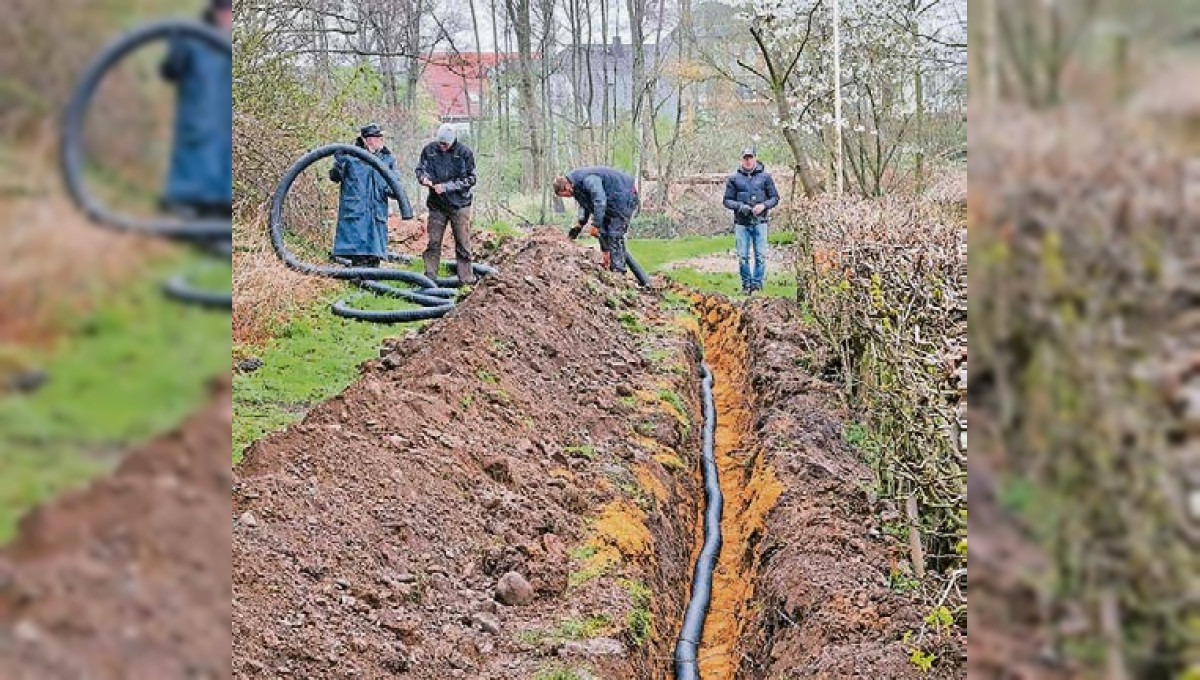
[568,225,583,240]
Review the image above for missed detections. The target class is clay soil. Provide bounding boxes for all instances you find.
[233,229,702,679]
[713,298,967,679]
[0,380,233,679]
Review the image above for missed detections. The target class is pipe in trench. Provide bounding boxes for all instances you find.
[60,20,233,309]
[674,361,722,680]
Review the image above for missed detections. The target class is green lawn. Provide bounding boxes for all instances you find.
[624,232,797,299]
[626,234,735,270]
[0,250,230,543]
[232,287,425,463]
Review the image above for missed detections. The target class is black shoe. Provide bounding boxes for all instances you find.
[740,285,753,296]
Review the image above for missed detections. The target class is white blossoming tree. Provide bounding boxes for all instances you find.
[729,0,964,196]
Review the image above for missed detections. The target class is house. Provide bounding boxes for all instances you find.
[549,35,684,124]
[420,52,520,123]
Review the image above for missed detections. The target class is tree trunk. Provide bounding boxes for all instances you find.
[775,91,818,197]
[468,0,485,141]
[599,0,610,163]
[626,0,646,183]
[504,0,545,191]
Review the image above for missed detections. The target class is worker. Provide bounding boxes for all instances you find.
[159,0,233,219]
[415,123,478,284]
[329,124,412,268]
[554,167,639,275]
[722,146,779,295]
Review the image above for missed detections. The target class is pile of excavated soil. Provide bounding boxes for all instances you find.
[233,228,701,679]
[387,214,509,260]
[0,380,233,679]
[720,298,966,678]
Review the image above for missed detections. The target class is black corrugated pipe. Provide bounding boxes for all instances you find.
[674,361,722,680]
[60,19,232,309]
[269,143,497,324]
[627,251,651,288]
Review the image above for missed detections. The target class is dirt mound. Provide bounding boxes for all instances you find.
[0,380,233,679]
[724,298,966,678]
[387,213,506,259]
[233,228,701,679]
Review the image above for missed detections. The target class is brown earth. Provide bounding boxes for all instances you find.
[0,379,233,679]
[718,297,967,679]
[230,229,968,679]
[387,213,504,259]
[233,228,701,679]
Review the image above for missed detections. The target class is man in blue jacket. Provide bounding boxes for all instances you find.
[723,147,780,295]
[329,124,412,268]
[554,166,639,275]
[416,124,477,284]
[160,0,232,219]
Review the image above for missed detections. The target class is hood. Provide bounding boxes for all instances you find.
[737,161,765,176]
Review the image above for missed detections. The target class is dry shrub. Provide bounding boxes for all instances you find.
[232,215,337,349]
[795,192,967,583]
[0,190,165,345]
[971,106,1199,674]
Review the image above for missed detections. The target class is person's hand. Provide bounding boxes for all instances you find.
[588,225,599,238]
[419,176,433,188]
[752,204,765,216]
[433,183,445,194]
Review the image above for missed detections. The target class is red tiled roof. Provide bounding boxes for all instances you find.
[421,52,525,119]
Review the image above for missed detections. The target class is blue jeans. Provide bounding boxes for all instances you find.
[735,222,767,289]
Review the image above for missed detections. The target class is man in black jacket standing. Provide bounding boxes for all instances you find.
[416,123,477,284]
[722,147,779,295]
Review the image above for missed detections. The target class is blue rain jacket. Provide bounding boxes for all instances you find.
[330,147,412,257]
[161,32,232,207]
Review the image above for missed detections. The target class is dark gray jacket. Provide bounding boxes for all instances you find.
[415,141,476,212]
[723,162,779,226]
[567,166,638,228]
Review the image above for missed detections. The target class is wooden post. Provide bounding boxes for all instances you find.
[906,494,925,579]
[1099,589,1129,680]
[832,0,844,196]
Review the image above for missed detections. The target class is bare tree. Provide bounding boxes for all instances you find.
[504,0,546,190]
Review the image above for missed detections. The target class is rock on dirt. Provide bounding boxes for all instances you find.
[0,380,232,679]
[472,611,502,635]
[494,571,534,606]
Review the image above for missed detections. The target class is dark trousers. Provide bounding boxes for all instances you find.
[598,212,631,274]
[424,206,475,283]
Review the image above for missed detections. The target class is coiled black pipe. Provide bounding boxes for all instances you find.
[60,19,232,309]
[270,143,500,323]
[674,361,722,680]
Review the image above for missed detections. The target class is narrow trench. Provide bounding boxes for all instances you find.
[675,296,784,679]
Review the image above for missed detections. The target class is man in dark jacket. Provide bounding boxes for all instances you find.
[415,124,477,284]
[722,147,779,294]
[553,166,639,274]
[329,124,412,268]
[159,0,232,218]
